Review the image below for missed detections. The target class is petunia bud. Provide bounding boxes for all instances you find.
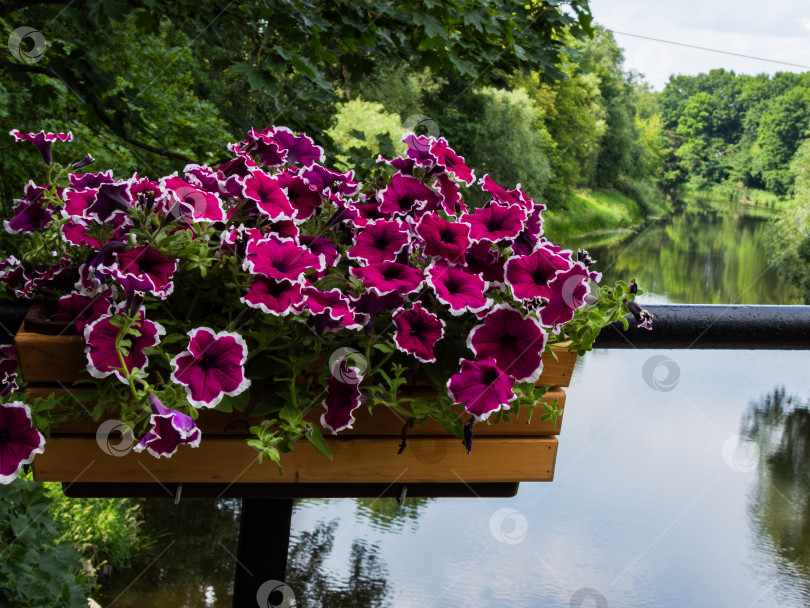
[577,249,595,268]
[462,418,475,455]
[71,154,95,170]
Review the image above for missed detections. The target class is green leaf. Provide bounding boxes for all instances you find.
[306,425,333,460]
[373,342,395,353]
[279,403,303,425]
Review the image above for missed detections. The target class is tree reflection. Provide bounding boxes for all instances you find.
[741,387,810,602]
[97,497,393,607]
[354,496,432,533]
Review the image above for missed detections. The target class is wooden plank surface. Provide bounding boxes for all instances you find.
[33,436,557,484]
[14,326,88,383]
[25,386,566,436]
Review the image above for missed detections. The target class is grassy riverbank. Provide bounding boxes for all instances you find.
[544,189,646,243]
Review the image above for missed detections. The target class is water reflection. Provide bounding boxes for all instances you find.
[742,388,810,604]
[574,210,801,305]
[98,497,398,607]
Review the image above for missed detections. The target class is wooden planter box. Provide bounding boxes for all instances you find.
[14,315,577,489]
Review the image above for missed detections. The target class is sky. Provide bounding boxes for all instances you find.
[590,0,810,90]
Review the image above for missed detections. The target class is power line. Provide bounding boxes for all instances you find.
[612,30,810,70]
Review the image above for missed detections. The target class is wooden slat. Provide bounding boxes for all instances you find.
[14,326,88,383]
[24,386,566,436]
[32,436,557,484]
[537,345,578,387]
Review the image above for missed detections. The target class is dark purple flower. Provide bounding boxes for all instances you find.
[113,245,178,299]
[299,236,339,270]
[511,203,546,256]
[461,203,527,244]
[302,165,361,198]
[4,193,54,234]
[320,376,362,434]
[378,174,441,216]
[348,291,405,330]
[353,199,391,227]
[133,392,201,458]
[263,219,300,241]
[430,138,474,185]
[504,245,572,301]
[625,299,654,330]
[244,235,325,283]
[241,277,304,316]
[393,302,445,363]
[242,170,296,221]
[218,146,259,178]
[447,358,516,421]
[84,310,166,383]
[171,328,251,408]
[465,241,505,284]
[276,172,323,221]
[9,129,72,165]
[0,346,20,396]
[539,264,591,332]
[426,261,491,316]
[72,154,95,170]
[467,304,547,383]
[240,129,287,167]
[416,214,470,263]
[69,170,115,189]
[85,182,134,223]
[302,287,366,330]
[268,127,325,167]
[377,154,417,175]
[346,219,409,264]
[479,174,531,211]
[55,291,112,334]
[0,401,45,484]
[351,262,424,296]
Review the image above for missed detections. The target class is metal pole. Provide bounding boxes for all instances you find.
[593,305,810,349]
[232,498,294,608]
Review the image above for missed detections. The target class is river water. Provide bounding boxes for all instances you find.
[100,208,810,607]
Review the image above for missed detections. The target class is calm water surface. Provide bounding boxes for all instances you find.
[101,209,810,607]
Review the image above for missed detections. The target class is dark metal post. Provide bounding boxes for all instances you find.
[232,498,294,608]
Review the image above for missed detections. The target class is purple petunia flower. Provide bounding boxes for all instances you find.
[244,235,325,283]
[4,186,54,234]
[69,170,115,189]
[170,328,251,408]
[302,287,367,331]
[402,133,437,166]
[160,175,225,223]
[467,304,547,383]
[504,245,572,301]
[393,302,445,363]
[269,126,325,168]
[276,172,323,221]
[346,219,410,264]
[461,203,527,244]
[0,401,46,484]
[299,236,339,272]
[447,358,516,421]
[479,174,531,211]
[465,241,506,284]
[302,165,361,198]
[55,291,113,334]
[320,376,362,434]
[416,214,470,264]
[241,276,304,316]
[0,346,20,396]
[511,202,546,256]
[242,170,295,221]
[539,263,591,332]
[240,129,288,167]
[133,392,201,458]
[350,262,424,296]
[113,245,178,299]
[378,174,441,216]
[426,260,491,316]
[430,138,475,185]
[84,310,166,383]
[85,182,134,224]
[9,129,72,166]
[434,172,466,216]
